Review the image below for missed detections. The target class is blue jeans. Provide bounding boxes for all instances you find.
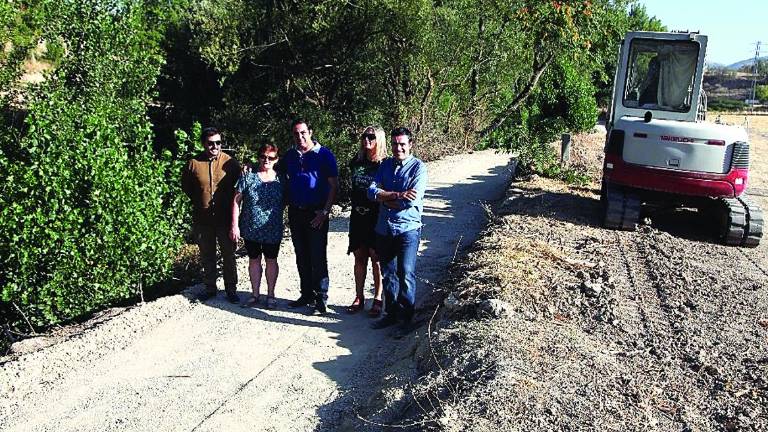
[288,207,330,302]
[376,227,421,322]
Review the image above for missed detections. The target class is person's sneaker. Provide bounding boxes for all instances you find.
[226,293,240,304]
[370,314,398,330]
[288,296,313,308]
[197,291,217,302]
[315,299,327,314]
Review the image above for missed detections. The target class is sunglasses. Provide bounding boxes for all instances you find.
[259,154,278,161]
[362,133,376,141]
[206,140,223,146]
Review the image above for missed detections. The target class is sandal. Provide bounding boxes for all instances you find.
[347,296,364,314]
[368,299,383,317]
[241,295,260,308]
[266,296,277,309]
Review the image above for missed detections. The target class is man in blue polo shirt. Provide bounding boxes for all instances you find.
[367,127,427,330]
[280,118,339,313]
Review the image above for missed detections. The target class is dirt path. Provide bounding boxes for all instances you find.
[0,149,514,432]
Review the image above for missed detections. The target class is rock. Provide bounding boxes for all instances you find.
[478,299,513,318]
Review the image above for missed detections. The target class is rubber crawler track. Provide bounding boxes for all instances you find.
[721,196,763,247]
[604,185,640,231]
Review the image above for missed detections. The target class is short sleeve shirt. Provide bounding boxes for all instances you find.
[235,172,284,244]
[279,143,338,208]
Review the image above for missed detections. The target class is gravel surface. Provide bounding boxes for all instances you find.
[380,123,768,431]
[0,149,514,432]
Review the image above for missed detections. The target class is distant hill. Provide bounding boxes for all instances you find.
[726,56,768,70]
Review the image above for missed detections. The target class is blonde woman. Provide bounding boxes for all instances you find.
[347,126,387,315]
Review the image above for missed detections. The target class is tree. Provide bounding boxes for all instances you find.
[756,85,768,103]
[1,0,186,330]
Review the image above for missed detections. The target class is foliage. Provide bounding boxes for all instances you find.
[0,1,46,96]
[708,97,747,112]
[756,85,768,103]
[0,0,185,334]
[170,0,631,186]
[592,2,667,106]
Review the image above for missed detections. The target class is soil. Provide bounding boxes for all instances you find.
[364,117,768,431]
[0,149,514,432]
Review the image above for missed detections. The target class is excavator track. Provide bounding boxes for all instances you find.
[603,185,640,231]
[721,196,763,247]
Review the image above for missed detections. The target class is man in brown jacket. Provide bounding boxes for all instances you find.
[181,127,241,303]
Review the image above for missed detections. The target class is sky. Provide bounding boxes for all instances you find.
[639,0,764,66]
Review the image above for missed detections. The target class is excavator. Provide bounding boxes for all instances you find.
[601,31,763,247]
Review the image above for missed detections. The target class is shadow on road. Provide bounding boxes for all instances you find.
[190,156,514,431]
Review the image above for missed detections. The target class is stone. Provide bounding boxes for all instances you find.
[478,299,513,318]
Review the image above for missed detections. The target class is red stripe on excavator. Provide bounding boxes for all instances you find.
[603,154,747,197]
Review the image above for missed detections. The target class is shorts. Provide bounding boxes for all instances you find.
[347,207,378,254]
[244,240,280,259]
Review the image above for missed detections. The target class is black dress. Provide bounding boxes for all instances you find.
[348,157,380,254]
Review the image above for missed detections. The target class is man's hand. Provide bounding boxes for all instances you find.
[229,226,241,243]
[401,189,417,201]
[311,209,328,228]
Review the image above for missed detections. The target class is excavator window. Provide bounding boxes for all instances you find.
[623,39,699,113]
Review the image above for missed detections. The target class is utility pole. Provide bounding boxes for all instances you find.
[749,41,761,108]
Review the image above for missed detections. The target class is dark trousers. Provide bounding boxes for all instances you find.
[196,223,238,294]
[288,207,330,302]
[376,227,421,322]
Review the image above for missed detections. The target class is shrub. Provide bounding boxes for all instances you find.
[485,59,596,185]
[708,98,746,112]
[756,85,768,104]
[0,1,185,334]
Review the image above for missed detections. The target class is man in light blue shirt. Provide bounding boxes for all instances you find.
[367,127,427,330]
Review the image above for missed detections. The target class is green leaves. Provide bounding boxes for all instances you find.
[1,0,185,332]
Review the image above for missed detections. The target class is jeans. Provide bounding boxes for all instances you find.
[196,223,238,295]
[288,207,330,302]
[376,227,421,322]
